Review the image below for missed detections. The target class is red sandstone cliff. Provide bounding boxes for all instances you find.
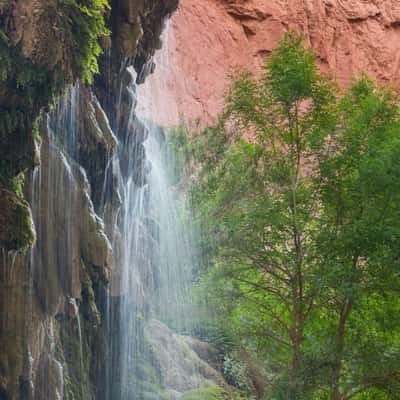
[142,0,400,125]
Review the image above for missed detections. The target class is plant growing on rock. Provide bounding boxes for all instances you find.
[0,0,110,250]
[57,0,110,83]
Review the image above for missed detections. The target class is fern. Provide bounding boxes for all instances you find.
[58,0,110,83]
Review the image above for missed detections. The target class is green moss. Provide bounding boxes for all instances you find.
[0,0,110,88]
[32,117,41,142]
[0,31,64,104]
[81,269,101,331]
[7,194,35,251]
[181,387,249,400]
[0,159,22,191]
[56,0,110,84]
[10,173,24,198]
[181,387,230,400]
[0,25,64,195]
[0,0,110,141]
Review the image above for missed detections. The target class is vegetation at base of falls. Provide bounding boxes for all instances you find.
[180,387,231,400]
[181,386,248,400]
[174,32,400,400]
[131,345,164,399]
[107,311,165,400]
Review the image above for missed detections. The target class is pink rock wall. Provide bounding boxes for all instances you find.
[142,0,400,126]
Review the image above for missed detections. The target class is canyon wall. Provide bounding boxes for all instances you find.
[150,0,400,125]
[0,1,178,399]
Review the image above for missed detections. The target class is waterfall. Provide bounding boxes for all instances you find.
[107,70,195,398]
[15,20,203,400]
[23,83,112,400]
[69,298,84,382]
[143,123,193,330]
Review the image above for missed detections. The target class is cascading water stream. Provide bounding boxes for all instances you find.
[108,82,196,399]
[106,25,198,398]
[19,21,202,400]
[143,125,194,329]
[24,83,107,400]
[69,298,84,385]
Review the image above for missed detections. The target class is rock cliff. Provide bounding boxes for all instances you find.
[0,0,178,399]
[151,0,400,125]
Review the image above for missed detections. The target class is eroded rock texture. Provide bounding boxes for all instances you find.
[145,319,225,398]
[153,0,400,124]
[0,0,178,399]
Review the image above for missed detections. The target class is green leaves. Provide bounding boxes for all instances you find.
[319,77,400,260]
[266,31,317,109]
[183,32,400,400]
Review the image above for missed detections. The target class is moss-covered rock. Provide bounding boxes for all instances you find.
[0,0,110,251]
[181,387,231,400]
[2,0,110,83]
[0,186,35,250]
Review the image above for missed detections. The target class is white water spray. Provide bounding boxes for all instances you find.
[106,21,199,399]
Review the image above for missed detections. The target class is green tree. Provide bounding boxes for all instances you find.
[185,33,400,399]
[315,77,400,400]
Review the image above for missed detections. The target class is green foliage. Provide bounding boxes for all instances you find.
[266,31,318,108]
[180,32,400,399]
[9,172,24,198]
[223,353,253,392]
[181,387,227,400]
[181,386,246,400]
[57,0,110,83]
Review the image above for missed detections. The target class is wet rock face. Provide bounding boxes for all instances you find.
[5,0,68,70]
[95,0,179,115]
[111,0,179,61]
[145,319,225,398]
[155,0,400,124]
[0,1,179,399]
[31,121,112,316]
[0,109,113,399]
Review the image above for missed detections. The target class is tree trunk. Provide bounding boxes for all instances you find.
[332,299,352,400]
[288,302,304,400]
